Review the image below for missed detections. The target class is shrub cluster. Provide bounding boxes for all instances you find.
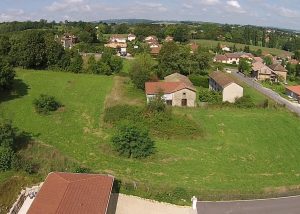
[112,124,155,159]
[0,120,38,173]
[199,88,222,103]
[188,75,209,88]
[33,94,61,114]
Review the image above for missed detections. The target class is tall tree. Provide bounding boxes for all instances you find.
[0,59,15,91]
[129,53,155,90]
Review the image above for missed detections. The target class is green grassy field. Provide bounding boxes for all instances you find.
[1,69,300,209]
[193,39,291,56]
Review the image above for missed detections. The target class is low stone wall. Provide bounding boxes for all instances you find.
[9,184,42,214]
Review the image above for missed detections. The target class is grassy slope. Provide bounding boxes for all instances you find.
[193,39,291,56]
[0,69,300,206]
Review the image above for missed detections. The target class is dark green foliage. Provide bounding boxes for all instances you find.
[109,56,123,74]
[263,56,273,66]
[129,53,155,90]
[74,166,91,173]
[0,120,16,148]
[87,55,98,74]
[33,94,61,114]
[23,161,37,174]
[0,35,11,55]
[68,53,83,73]
[238,58,252,75]
[0,60,15,90]
[9,31,47,68]
[104,105,202,139]
[173,25,189,43]
[97,61,112,75]
[146,94,166,113]
[112,124,155,158]
[0,146,15,172]
[235,95,255,108]
[188,75,209,88]
[199,88,222,103]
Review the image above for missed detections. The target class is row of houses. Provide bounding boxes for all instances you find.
[145,72,244,107]
[214,52,254,64]
[252,61,288,82]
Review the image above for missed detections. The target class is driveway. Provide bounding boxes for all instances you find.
[229,70,300,116]
[197,195,300,214]
[108,194,194,214]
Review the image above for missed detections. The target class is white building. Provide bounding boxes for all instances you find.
[128,33,136,41]
[209,71,243,103]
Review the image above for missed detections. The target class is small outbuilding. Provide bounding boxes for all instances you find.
[286,85,300,103]
[209,71,243,103]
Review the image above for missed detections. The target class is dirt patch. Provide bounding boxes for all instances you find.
[264,185,300,194]
[104,76,144,108]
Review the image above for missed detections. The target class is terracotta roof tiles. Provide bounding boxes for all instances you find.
[28,172,114,214]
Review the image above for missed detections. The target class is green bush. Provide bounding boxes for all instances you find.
[147,94,166,113]
[188,75,209,88]
[235,95,255,108]
[199,88,222,103]
[0,146,15,171]
[112,124,155,159]
[33,94,61,114]
[0,120,16,148]
[73,166,91,173]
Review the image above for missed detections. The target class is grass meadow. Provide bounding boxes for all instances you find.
[193,39,291,56]
[0,69,300,210]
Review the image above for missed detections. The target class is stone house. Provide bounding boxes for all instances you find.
[145,74,196,107]
[209,71,243,103]
[286,85,300,103]
[268,63,288,82]
[252,61,277,81]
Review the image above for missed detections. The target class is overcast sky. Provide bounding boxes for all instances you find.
[0,0,300,30]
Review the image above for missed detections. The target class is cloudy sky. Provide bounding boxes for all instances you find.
[0,0,300,30]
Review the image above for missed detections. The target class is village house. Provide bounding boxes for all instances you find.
[253,57,264,63]
[286,85,300,103]
[60,34,78,49]
[214,52,254,64]
[109,34,127,43]
[150,46,161,57]
[127,33,136,41]
[145,73,196,107]
[252,61,277,81]
[189,42,199,54]
[22,172,114,214]
[221,45,231,52]
[209,71,243,103]
[165,36,174,42]
[268,63,288,82]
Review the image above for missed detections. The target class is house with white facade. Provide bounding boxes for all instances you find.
[209,71,243,103]
[214,52,254,65]
[128,33,136,41]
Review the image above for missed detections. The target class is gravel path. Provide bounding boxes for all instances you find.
[108,194,194,214]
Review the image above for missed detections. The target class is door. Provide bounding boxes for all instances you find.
[181,99,187,107]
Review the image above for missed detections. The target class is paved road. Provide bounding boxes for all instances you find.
[197,195,300,214]
[229,70,300,116]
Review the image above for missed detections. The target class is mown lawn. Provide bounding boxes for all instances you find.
[193,39,291,56]
[0,69,300,208]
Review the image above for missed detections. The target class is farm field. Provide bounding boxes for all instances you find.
[193,39,291,56]
[0,69,300,209]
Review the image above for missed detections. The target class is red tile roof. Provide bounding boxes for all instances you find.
[145,82,195,95]
[286,85,300,96]
[28,172,114,214]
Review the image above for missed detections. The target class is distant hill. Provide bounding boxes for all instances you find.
[99,19,154,24]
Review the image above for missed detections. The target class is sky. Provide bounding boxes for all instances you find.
[0,0,300,30]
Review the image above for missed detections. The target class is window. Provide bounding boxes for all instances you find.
[183,92,186,96]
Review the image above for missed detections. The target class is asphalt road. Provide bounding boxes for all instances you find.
[197,196,300,214]
[229,70,300,116]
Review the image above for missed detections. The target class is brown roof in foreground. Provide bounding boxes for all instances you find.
[28,172,114,214]
[209,71,237,88]
[145,82,196,95]
[268,63,287,72]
